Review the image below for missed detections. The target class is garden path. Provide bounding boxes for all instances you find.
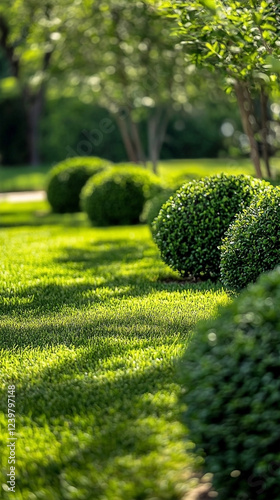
[0,190,46,202]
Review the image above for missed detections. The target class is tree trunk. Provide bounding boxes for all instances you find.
[148,107,170,174]
[115,111,138,163]
[148,114,158,174]
[234,81,263,179]
[115,108,146,165]
[25,49,52,166]
[24,86,45,166]
[260,87,272,178]
[129,116,146,166]
[0,15,19,77]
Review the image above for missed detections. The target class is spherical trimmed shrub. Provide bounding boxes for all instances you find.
[140,189,174,228]
[152,174,270,280]
[220,186,280,290]
[46,157,111,213]
[81,165,163,226]
[179,266,280,500]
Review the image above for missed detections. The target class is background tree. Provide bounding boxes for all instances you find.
[0,0,68,165]
[155,0,280,178]
[69,0,193,173]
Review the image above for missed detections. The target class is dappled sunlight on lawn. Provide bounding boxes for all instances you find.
[0,222,229,499]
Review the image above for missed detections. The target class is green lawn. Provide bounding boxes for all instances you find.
[0,202,230,499]
[0,200,87,227]
[0,165,51,192]
[2,157,280,193]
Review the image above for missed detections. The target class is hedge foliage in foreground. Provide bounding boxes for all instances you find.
[220,186,280,290]
[179,266,280,500]
[153,174,270,280]
[81,165,163,226]
[46,157,110,213]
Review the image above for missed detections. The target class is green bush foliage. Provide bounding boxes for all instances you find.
[220,186,280,290]
[179,266,280,500]
[81,165,163,226]
[153,174,270,280]
[46,157,110,213]
[140,189,174,228]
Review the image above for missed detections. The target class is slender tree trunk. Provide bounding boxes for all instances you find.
[115,109,146,165]
[115,112,138,163]
[156,107,170,167]
[148,113,158,173]
[0,14,53,166]
[260,87,272,178]
[129,116,146,166]
[148,107,170,174]
[234,81,263,179]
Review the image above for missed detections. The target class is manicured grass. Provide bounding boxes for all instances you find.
[0,200,87,227]
[0,206,230,499]
[158,157,280,188]
[2,157,280,193]
[0,165,51,192]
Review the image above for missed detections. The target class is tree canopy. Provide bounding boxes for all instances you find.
[153,0,280,177]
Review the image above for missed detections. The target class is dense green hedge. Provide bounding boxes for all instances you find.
[153,174,270,280]
[179,266,280,499]
[220,186,280,290]
[81,166,163,226]
[46,157,110,213]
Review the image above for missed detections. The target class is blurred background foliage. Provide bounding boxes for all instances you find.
[0,0,280,170]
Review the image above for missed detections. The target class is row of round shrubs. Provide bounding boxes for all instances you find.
[46,157,163,225]
[81,166,162,226]
[179,265,280,499]
[148,176,280,498]
[47,162,280,289]
[152,174,270,278]
[47,157,110,213]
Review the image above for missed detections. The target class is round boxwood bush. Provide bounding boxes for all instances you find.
[179,266,280,500]
[81,165,163,226]
[220,186,280,290]
[152,174,270,280]
[140,189,174,228]
[46,157,111,213]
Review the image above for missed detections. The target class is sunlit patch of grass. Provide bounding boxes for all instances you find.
[158,158,256,188]
[0,165,51,192]
[0,199,89,227]
[0,219,230,499]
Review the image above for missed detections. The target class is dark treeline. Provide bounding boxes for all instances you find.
[0,92,243,166]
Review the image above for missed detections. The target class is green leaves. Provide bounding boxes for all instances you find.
[199,0,216,12]
[81,166,163,226]
[266,55,280,72]
[220,186,280,290]
[179,265,280,498]
[159,0,280,92]
[153,174,270,280]
[47,157,111,213]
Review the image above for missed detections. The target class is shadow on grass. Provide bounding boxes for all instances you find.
[7,346,174,420]
[0,237,223,330]
[56,239,153,267]
[0,273,222,321]
[0,295,196,350]
[0,210,90,228]
[0,343,187,497]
